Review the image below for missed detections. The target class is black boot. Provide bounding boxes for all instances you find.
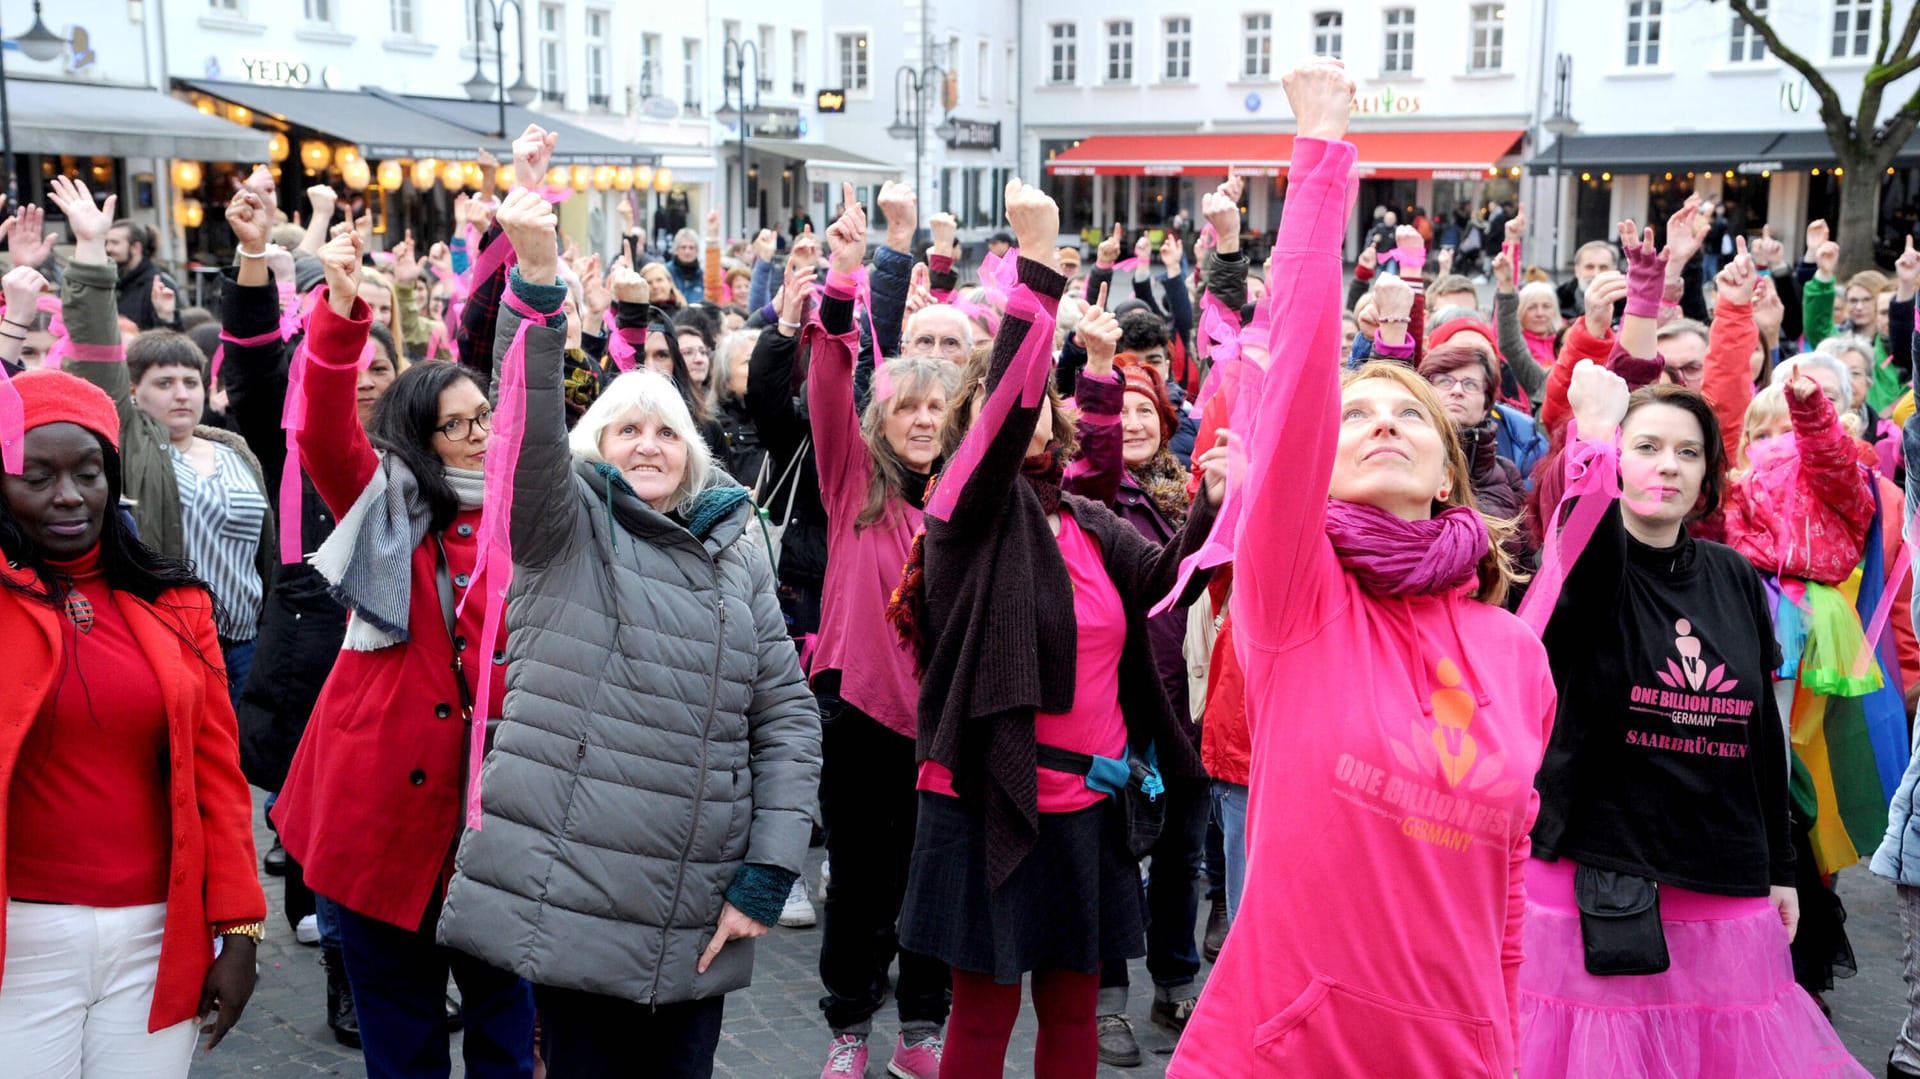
[1202,894,1229,962]
[321,947,361,1049]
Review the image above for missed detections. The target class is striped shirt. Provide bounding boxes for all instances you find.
[170,441,268,642]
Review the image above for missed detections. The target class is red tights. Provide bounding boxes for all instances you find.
[941,968,1098,1079]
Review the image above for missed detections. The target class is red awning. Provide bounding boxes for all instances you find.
[1044,134,1289,177]
[1045,130,1524,180]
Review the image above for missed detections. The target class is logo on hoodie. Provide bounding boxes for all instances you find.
[1386,658,1522,797]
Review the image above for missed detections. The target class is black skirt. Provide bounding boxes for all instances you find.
[897,791,1145,983]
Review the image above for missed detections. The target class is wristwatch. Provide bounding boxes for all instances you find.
[220,921,266,943]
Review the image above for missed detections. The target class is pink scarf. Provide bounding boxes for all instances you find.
[1324,500,1486,596]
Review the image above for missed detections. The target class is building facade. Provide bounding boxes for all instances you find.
[1540,0,1920,268]
[1023,2,1545,256]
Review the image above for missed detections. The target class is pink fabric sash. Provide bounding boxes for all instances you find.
[211,326,285,385]
[1854,542,1915,681]
[458,285,549,829]
[0,374,21,473]
[1514,429,1620,636]
[924,283,1056,523]
[1192,292,1240,409]
[279,339,312,565]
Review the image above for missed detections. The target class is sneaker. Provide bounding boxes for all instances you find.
[295,913,320,945]
[1150,994,1198,1034]
[1202,894,1228,962]
[818,857,832,901]
[822,1033,868,1077]
[887,1030,942,1079]
[780,877,818,928]
[1096,1014,1141,1068]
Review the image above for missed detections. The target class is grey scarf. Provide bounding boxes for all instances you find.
[310,454,485,651]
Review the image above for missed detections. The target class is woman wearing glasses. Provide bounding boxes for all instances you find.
[271,227,536,1076]
[1417,342,1537,578]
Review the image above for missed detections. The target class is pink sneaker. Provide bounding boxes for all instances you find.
[822,1034,867,1078]
[887,1031,943,1079]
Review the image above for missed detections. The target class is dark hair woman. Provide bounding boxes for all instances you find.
[889,180,1228,1079]
[268,227,535,1076]
[218,185,405,1049]
[609,266,729,463]
[1167,64,1548,1079]
[1517,325,1866,1079]
[0,367,264,1070]
[803,200,960,1078]
[437,187,819,1079]
[48,177,275,708]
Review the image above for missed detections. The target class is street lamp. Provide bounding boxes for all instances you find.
[0,2,67,198]
[713,40,770,239]
[887,66,957,211]
[1542,53,1580,273]
[464,0,538,141]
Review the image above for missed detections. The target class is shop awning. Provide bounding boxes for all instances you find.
[744,138,897,174]
[397,95,650,165]
[1045,134,1288,177]
[179,80,654,165]
[11,78,269,161]
[1525,131,1834,174]
[181,80,502,161]
[1044,130,1523,179]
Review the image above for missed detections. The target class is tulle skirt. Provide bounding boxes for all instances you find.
[1517,858,1869,1079]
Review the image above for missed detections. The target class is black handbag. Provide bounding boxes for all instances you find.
[1035,742,1166,857]
[1575,864,1670,976]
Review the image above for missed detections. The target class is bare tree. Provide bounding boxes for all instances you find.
[1721,0,1920,275]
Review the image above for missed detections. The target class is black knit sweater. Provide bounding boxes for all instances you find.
[916,256,1215,888]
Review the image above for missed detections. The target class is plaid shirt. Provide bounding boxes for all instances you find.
[456,223,508,383]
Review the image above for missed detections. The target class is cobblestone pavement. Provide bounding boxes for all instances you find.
[196,791,1901,1077]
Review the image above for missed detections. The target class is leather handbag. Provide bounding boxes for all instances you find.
[1575,864,1670,976]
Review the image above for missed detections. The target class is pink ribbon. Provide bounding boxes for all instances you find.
[1853,542,1915,681]
[607,319,643,373]
[924,284,1056,523]
[462,228,518,306]
[1113,255,1145,273]
[458,286,548,829]
[1192,293,1241,409]
[0,375,21,473]
[278,339,312,565]
[1514,429,1620,635]
[211,326,285,385]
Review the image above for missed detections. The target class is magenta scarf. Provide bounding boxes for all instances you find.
[1325,499,1487,596]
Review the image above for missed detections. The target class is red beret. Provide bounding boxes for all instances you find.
[11,369,121,451]
[1116,354,1179,449]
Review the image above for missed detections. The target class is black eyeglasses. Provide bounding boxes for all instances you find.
[435,410,492,440]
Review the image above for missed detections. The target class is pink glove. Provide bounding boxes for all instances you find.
[1390,247,1426,276]
[1623,243,1669,319]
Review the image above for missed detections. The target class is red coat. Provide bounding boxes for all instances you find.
[270,298,506,929]
[1726,389,1876,585]
[0,569,264,1030]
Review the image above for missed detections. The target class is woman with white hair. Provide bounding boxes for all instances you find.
[437,190,820,1076]
[1816,335,1900,480]
[711,328,768,496]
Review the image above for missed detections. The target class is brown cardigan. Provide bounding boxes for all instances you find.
[916,256,1215,887]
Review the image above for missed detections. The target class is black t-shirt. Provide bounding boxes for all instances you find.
[1533,502,1794,896]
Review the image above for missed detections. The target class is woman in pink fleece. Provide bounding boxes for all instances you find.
[803,196,960,1079]
[1169,61,1553,1078]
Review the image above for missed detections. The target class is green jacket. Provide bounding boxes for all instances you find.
[63,259,276,623]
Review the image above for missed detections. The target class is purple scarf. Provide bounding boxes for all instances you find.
[1325,500,1487,596]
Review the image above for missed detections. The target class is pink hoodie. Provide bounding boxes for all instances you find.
[1168,137,1557,1078]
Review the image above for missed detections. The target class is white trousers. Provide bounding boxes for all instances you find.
[0,901,198,1079]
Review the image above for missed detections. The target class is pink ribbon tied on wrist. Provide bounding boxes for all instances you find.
[1514,427,1621,635]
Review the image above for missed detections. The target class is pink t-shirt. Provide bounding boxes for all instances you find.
[919,512,1129,813]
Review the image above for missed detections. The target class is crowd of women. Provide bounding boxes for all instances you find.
[7,52,1920,1079]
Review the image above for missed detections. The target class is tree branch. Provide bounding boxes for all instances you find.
[1877,83,1920,164]
[1724,0,1853,142]
[1878,0,1895,69]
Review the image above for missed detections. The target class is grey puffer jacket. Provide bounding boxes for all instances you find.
[437,292,820,1005]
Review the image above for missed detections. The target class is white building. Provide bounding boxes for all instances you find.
[1539,0,1920,267]
[1022,3,1546,256]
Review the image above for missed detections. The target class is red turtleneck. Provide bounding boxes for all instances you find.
[7,546,173,906]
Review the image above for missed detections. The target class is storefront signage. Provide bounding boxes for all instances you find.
[1737,160,1784,175]
[816,89,846,113]
[1355,85,1421,115]
[753,107,805,139]
[238,54,336,88]
[1051,165,1096,176]
[641,96,679,120]
[943,119,1000,151]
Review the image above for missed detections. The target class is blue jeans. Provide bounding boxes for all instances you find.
[534,985,724,1079]
[1098,778,1210,1009]
[1211,780,1249,924]
[219,638,255,712]
[335,901,535,1079]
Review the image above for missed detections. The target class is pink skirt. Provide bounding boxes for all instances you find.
[1518,858,1869,1079]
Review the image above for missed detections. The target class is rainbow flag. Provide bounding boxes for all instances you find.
[1791,496,1912,874]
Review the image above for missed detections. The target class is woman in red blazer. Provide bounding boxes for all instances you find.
[0,364,264,1075]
